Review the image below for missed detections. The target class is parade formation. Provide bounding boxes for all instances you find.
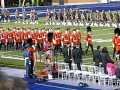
[46,9,120,27]
[1,4,120,90]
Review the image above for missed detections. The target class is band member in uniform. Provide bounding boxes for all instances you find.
[63,8,67,25]
[114,11,120,27]
[91,11,96,26]
[75,9,80,25]
[102,10,107,26]
[71,30,82,70]
[62,30,72,70]
[22,8,27,24]
[71,9,76,25]
[107,10,113,26]
[53,9,58,24]
[112,28,119,58]
[47,9,53,24]
[81,11,86,26]
[85,26,94,56]
[59,10,64,24]
[15,9,20,23]
[4,9,10,22]
[115,28,120,60]
[76,29,82,53]
[53,29,62,54]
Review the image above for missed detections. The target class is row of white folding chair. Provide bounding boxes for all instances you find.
[57,63,104,79]
[74,71,120,87]
[57,62,120,87]
[57,62,104,73]
[57,63,69,79]
[81,65,104,74]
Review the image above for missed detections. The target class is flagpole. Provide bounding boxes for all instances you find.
[1,0,5,8]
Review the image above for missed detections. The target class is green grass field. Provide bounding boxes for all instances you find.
[0,18,115,69]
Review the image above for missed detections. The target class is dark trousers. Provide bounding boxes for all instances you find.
[0,43,2,50]
[113,47,116,58]
[85,44,94,55]
[116,68,120,79]
[103,64,107,74]
[68,61,72,70]
[65,59,72,70]
[77,63,81,70]
[30,60,34,76]
[79,43,83,55]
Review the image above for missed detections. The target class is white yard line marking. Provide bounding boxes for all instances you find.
[35,83,76,90]
[82,33,113,38]
[1,55,24,60]
[92,39,112,43]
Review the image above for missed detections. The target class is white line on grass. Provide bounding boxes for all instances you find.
[0,55,24,60]
[82,33,113,38]
[35,83,76,90]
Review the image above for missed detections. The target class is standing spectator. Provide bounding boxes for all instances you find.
[24,38,37,78]
[93,46,102,67]
[101,47,113,74]
[106,62,116,76]
[72,45,82,70]
[62,44,72,70]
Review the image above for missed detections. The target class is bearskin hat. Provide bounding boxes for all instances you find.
[114,28,119,34]
[87,26,91,32]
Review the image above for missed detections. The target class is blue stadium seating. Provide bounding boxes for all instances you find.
[1,2,120,20]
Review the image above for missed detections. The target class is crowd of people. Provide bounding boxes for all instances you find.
[1,8,120,27]
[0,8,38,24]
[1,26,120,79]
[47,9,120,27]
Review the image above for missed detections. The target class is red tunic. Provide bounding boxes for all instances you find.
[112,35,117,48]
[71,34,79,47]
[53,32,62,46]
[63,34,70,46]
[76,31,81,43]
[86,33,92,46]
[115,37,120,53]
[27,46,36,62]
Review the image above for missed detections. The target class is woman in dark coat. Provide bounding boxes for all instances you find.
[93,46,102,67]
[101,47,113,74]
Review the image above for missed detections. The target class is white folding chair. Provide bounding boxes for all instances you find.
[99,74,109,86]
[58,62,69,79]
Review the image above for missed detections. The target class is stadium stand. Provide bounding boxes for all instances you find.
[1,2,120,20]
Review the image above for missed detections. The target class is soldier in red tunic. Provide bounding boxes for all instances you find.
[115,28,120,60]
[85,26,94,56]
[53,30,62,54]
[112,28,119,58]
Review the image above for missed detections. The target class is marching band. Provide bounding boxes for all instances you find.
[46,9,120,27]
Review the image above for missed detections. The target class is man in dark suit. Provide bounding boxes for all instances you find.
[62,44,72,70]
[93,46,102,67]
[72,45,82,70]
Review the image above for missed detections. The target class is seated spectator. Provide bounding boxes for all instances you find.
[106,62,116,76]
[93,46,102,66]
